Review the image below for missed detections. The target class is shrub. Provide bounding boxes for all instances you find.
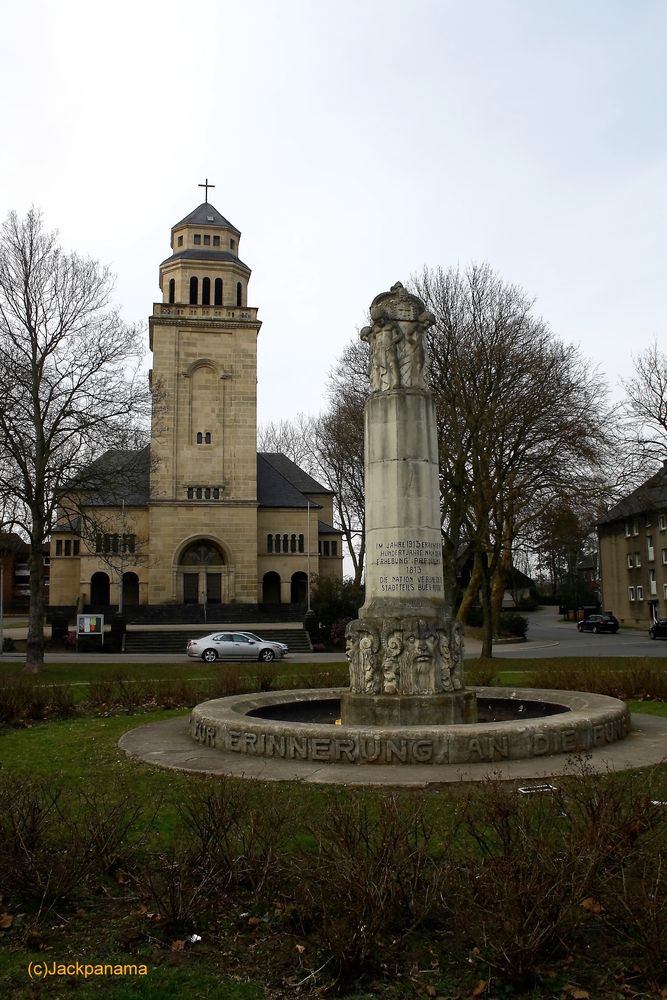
[497,611,528,637]
[2,636,16,652]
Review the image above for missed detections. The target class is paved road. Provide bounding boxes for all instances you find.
[1,607,666,664]
[494,605,667,659]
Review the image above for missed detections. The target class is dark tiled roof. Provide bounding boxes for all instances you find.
[173,203,239,232]
[160,250,251,272]
[598,463,667,526]
[257,455,322,509]
[77,446,151,506]
[259,453,333,496]
[0,531,28,554]
[318,520,343,535]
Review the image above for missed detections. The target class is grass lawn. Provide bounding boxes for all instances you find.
[0,659,666,999]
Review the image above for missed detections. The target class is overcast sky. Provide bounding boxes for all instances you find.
[2,0,665,427]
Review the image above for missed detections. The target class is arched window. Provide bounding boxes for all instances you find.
[290,534,297,552]
[282,534,289,553]
[168,278,175,304]
[267,534,273,553]
[236,281,242,306]
[196,432,203,444]
[298,534,304,553]
[204,432,211,444]
[180,540,225,565]
[189,276,198,304]
[274,533,281,553]
[202,277,211,305]
[214,278,223,306]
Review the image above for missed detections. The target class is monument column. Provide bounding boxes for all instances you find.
[341,283,477,726]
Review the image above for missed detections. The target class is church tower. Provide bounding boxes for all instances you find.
[147,188,262,605]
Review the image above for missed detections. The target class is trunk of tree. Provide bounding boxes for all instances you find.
[352,536,365,588]
[491,537,513,627]
[457,556,482,622]
[24,530,45,673]
[479,550,494,658]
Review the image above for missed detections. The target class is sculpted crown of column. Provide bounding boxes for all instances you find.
[360,281,434,392]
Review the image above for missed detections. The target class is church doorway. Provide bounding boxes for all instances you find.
[123,572,140,605]
[178,540,227,605]
[290,571,308,605]
[262,571,281,604]
[90,572,110,605]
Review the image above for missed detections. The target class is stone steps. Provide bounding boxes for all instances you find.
[124,627,313,655]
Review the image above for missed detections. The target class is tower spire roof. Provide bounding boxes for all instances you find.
[172,203,239,233]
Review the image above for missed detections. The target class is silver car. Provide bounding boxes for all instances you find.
[238,632,289,656]
[186,631,285,663]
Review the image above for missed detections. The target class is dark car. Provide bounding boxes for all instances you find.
[577,613,619,634]
[648,618,667,639]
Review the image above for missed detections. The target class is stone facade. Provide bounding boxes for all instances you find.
[598,460,667,625]
[49,199,343,608]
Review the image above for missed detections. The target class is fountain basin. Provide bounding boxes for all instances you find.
[190,686,630,766]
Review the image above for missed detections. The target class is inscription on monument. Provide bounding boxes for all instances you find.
[374,539,443,593]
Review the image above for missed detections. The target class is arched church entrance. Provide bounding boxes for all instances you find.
[123,572,140,605]
[178,540,227,604]
[90,572,110,606]
[262,571,281,604]
[290,571,308,605]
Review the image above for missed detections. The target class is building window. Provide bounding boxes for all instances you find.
[635,552,641,568]
[290,534,296,553]
[662,548,667,564]
[267,534,273,553]
[73,540,80,556]
[230,239,236,250]
[95,534,103,553]
[205,432,211,444]
[649,569,657,595]
[274,534,281,553]
[64,539,72,556]
[236,281,242,306]
[282,534,289,553]
[177,235,183,247]
[637,585,644,600]
[214,277,223,306]
[331,540,338,556]
[633,520,639,536]
[168,278,175,304]
[212,487,220,499]
[187,487,193,499]
[627,554,634,569]
[298,534,304,553]
[625,521,631,537]
[189,276,198,304]
[628,586,636,601]
[196,432,203,444]
[203,234,210,245]
[660,514,667,531]
[213,235,220,247]
[194,234,201,245]
[647,535,654,561]
[322,540,330,556]
[196,488,202,499]
[55,539,63,556]
[202,276,211,305]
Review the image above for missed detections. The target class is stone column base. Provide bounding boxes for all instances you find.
[341,690,478,726]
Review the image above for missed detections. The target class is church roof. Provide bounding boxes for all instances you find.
[74,448,329,511]
[598,462,667,526]
[259,453,333,496]
[172,202,239,233]
[257,454,322,509]
[74,446,151,506]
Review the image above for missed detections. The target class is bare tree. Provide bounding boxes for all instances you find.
[412,263,615,656]
[0,208,151,672]
[622,339,667,463]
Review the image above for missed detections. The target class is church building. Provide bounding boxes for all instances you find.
[48,193,343,610]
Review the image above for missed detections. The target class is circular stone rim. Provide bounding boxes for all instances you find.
[189,686,630,766]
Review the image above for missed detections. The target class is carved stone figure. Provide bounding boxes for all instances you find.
[362,282,434,393]
[381,629,403,694]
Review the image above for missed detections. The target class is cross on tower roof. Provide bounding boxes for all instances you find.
[198,177,215,203]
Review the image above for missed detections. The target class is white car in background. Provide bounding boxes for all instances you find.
[186,631,287,663]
